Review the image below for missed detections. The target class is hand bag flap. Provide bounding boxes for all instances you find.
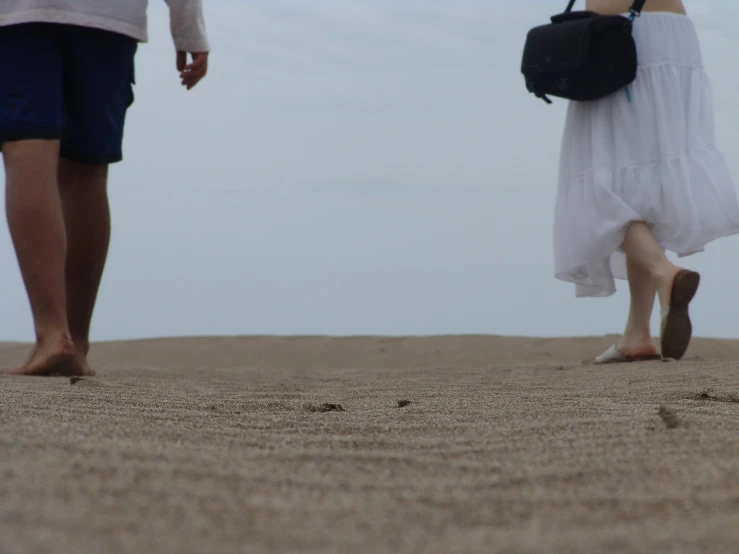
[522,13,633,74]
[521,15,596,73]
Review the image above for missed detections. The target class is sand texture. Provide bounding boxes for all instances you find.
[2,335,739,554]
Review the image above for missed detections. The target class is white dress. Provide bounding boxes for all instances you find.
[554,12,739,297]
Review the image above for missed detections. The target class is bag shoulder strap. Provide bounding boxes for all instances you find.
[630,1,647,15]
[564,0,647,15]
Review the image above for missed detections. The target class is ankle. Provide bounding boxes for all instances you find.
[74,340,90,357]
[653,265,681,308]
[34,326,75,351]
[651,264,676,284]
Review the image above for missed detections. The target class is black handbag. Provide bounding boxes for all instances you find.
[520,0,647,104]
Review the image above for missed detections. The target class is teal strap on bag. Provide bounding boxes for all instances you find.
[624,8,641,103]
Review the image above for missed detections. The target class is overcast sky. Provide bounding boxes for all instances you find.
[1,0,738,341]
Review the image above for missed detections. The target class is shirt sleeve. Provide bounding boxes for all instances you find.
[163,0,210,52]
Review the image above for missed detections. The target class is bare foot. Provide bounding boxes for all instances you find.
[74,351,96,376]
[70,339,95,375]
[615,327,658,358]
[594,338,660,364]
[3,337,91,376]
[616,340,658,359]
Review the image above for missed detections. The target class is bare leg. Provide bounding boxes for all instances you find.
[619,221,699,360]
[2,140,84,376]
[58,158,111,373]
[619,222,681,309]
[617,256,658,358]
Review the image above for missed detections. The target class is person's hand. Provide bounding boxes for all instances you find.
[177,51,209,90]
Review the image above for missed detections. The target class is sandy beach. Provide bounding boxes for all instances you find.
[2,334,739,554]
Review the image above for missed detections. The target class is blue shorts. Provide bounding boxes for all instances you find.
[0,23,138,165]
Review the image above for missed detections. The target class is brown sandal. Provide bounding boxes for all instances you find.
[660,269,700,360]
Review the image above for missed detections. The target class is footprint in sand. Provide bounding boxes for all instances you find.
[70,377,103,388]
[305,403,344,413]
[658,405,681,429]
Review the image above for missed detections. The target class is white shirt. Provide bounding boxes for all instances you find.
[0,0,210,52]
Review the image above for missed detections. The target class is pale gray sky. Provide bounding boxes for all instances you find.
[1,0,738,341]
